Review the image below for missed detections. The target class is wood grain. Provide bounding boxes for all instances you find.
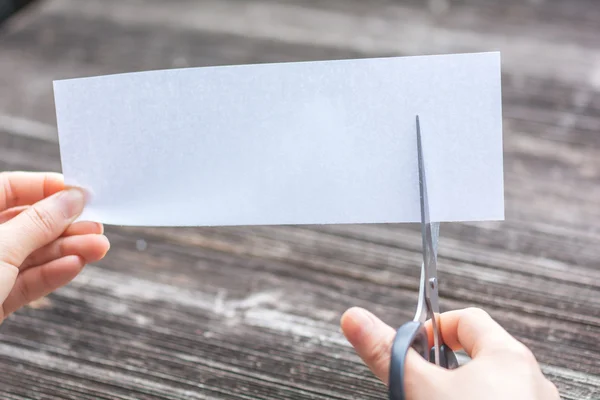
[0,0,599,398]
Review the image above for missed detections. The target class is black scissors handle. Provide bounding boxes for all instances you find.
[389,322,459,400]
[389,321,428,400]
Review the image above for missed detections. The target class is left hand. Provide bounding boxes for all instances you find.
[0,171,110,322]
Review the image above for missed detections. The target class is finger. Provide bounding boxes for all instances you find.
[544,379,561,399]
[21,234,110,270]
[0,205,28,223]
[63,221,104,236]
[341,307,397,384]
[1,211,103,238]
[424,312,463,352]
[1,210,104,237]
[0,263,18,306]
[0,188,86,268]
[0,172,64,211]
[424,308,523,358]
[2,255,84,316]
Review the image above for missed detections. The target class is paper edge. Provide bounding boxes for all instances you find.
[52,51,502,84]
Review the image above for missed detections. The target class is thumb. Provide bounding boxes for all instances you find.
[341,307,396,384]
[341,307,446,397]
[341,308,443,385]
[0,188,86,269]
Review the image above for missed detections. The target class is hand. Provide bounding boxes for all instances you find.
[0,172,110,322]
[341,307,560,400]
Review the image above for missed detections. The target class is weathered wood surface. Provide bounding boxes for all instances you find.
[1,0,599,398]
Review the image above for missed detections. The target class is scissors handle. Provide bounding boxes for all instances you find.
[388,321,429,400]
[389,324,460,400]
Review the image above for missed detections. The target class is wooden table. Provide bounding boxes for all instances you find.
[1,1,599,398]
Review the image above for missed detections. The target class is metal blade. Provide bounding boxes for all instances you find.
[416,115,441,365]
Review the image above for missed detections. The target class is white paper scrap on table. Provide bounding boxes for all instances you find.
[53,52,504,227]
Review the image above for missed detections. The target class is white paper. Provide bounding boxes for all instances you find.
[53,52,504,227]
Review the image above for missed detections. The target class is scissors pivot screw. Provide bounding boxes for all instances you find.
[429,278,437,290]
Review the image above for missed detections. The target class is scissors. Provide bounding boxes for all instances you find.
[388,116,459,400]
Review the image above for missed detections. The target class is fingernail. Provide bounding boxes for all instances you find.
[56,188,86,219]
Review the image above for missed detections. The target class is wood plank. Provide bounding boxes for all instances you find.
[0,0,599,398]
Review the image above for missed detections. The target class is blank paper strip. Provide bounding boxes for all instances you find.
[53,52,504,227]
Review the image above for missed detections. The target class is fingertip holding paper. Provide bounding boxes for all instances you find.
[53,52,504,227]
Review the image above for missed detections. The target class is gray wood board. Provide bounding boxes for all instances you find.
[0,0,599,398]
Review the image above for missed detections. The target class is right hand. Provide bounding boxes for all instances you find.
[341,307,560,400]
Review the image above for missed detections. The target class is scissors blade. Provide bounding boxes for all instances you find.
[416,115,442,365]
[416,115,439,311]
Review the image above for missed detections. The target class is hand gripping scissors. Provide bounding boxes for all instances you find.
[388,116,459,400]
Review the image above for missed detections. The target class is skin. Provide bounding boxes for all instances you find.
[0,171,110,322]
[341,307,561,400]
